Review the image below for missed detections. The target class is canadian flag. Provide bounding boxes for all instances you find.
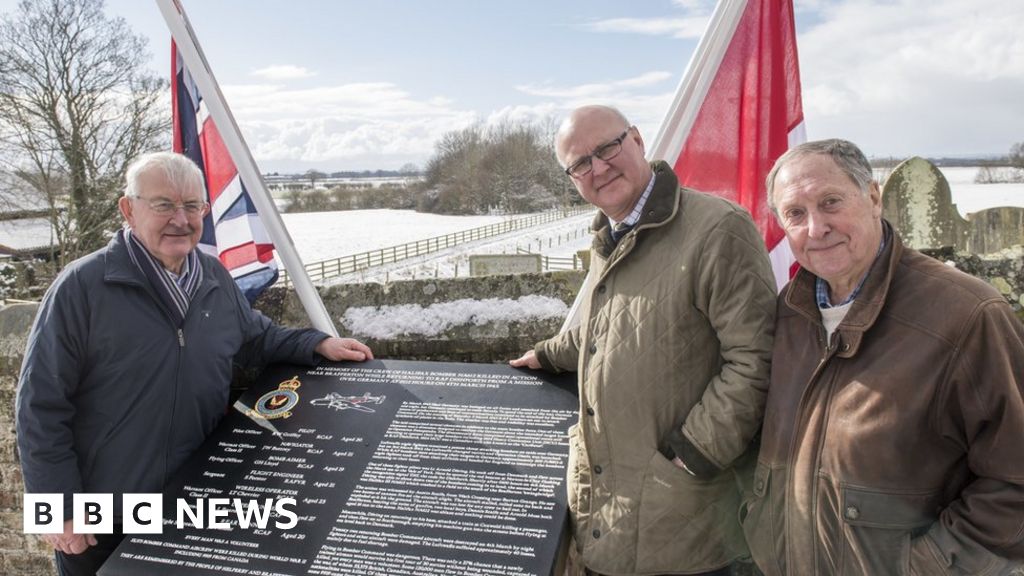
[649,0,804,290]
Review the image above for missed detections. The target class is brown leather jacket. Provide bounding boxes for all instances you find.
[744,225,1024,576]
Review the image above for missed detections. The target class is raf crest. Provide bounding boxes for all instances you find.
[250,376,301,420]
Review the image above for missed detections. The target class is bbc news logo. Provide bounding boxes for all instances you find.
[23,494,298,534]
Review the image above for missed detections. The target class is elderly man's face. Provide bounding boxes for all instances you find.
[773,154,883,300]
[117,168,205,273]
[557,111,650,222]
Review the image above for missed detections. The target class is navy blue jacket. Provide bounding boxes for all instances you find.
[16,231,328,518]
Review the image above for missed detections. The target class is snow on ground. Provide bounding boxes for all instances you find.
[936,167,1024,216]
[277,168,1020,286]
[283,209,596,285]
[341,294,569,339]
[280,209,508,263]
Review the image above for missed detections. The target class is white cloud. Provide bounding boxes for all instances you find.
[670,0,714,11]
[217,67,680,172]
[585,16,708,39]
[218,80,479,170]
[224,82,463,122]
[249,65,317,80]
[512,71,675,136]
[517,71,673,99]
[799,0,1024,156]
[216,0,1021,171]
[617,71,675,88]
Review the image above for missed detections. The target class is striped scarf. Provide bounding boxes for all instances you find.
[124,229,203,326]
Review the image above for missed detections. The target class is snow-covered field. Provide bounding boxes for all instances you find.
[281,209,510,263]
[278,166,1022,285]
[935,167,1023,216]
[279,209,595,285]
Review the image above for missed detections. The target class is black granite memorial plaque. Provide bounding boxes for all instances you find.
[99,359,577,576]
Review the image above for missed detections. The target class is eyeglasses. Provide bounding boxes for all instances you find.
[136,196,208,216]
[565,127,633,178]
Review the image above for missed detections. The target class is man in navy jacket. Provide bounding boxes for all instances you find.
[16,152,373,576]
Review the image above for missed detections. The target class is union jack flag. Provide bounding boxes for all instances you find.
[172,42,278,302]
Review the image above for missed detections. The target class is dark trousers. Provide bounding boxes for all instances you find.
[54,532,125,576]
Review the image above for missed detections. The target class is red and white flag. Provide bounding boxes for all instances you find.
[650,0,804,289]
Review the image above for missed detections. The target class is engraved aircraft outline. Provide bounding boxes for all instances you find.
[310,392,386,413]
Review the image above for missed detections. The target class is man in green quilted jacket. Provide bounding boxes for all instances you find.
[511,105,776,576]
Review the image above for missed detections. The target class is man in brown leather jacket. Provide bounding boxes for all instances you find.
[743,138,1024,575]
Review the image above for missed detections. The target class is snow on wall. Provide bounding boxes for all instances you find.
[341,294,569,339]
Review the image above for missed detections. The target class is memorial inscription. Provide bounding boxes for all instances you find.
[99,360,577,576]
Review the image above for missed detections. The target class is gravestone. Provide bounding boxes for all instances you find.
[882,157,1024,253]
[967,206,1024,255]
[881,156,969,250]
[99,359,577,576]
[469,254,542,276]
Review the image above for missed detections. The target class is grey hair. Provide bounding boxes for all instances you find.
[555,105,631,167]
[124,152,206,199]
[765,138,874,214]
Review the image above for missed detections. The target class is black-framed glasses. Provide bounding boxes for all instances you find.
[565,126,633,178]
[136,196,208,216]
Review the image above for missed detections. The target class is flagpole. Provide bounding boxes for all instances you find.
[155,0,339,337]
[560,0,749,334]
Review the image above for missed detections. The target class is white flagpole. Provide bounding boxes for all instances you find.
[559,0,749,334]
[155,0,338,337]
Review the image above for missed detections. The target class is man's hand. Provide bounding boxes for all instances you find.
[509,350,541,370]
[43,519,96,555]
[315,337,374,362]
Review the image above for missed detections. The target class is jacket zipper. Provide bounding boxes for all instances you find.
[111,248,217,488]
[161,286,213,484]
[784,327,837,573]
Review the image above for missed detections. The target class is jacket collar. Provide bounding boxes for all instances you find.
[592,160,680,258]
[104,229,221,294]
[783,219,903,358]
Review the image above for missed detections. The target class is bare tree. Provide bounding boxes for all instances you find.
[1010,142,1024,173]
[0,0,168,267]
[420,119,569,215]
[305,169,327,190]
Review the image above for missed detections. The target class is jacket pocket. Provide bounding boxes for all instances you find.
[742,460,786,576]
[839,485,938,576]
[636,450,735,573]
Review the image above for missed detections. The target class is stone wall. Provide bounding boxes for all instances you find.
[256,270,584,364]
[921,245,1024,319]
[0,271,585,574]
[1,254,1022,572]
[0,304,55,575]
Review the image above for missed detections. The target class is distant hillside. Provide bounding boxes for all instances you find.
[870,155,1010,168]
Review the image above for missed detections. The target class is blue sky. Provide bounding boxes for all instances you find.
[4,0,1022,172]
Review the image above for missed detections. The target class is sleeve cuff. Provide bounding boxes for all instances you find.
[534,342,557,372]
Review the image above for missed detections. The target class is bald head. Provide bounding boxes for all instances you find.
[555,105,630,167]
[554,104,651,221]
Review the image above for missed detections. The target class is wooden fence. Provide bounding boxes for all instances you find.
[278,206,592,286]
